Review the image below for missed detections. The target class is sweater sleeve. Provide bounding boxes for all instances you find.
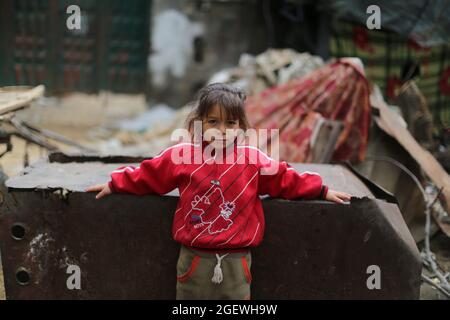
[256,150,328,200]
[108,146,179,196]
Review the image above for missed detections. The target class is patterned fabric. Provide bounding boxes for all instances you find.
[245,59,371,163]
[330,19,450,129]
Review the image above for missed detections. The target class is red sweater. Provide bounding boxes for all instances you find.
[109,142,328,251]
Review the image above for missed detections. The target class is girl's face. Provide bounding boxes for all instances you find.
[202,104,241,149]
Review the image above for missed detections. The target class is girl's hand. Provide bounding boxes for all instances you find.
[325,189,352,204]
[85,183,112,199]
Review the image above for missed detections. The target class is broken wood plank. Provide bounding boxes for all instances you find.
[20,121,96,153]
[0,85,45,115]
[370,94,450,236]
[9,117,59,151]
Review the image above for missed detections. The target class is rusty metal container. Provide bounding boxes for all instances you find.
[0,153,421,299]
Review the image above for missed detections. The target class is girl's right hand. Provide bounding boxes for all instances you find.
[85,183,112,199]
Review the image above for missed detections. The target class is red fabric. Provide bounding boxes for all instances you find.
[109,142,327,249]
[176,255,200,282]
[352,26,374,53]
[440,67,450,96]
[245,59,371,163]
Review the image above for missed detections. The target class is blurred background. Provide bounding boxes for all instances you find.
[2,1,450,113]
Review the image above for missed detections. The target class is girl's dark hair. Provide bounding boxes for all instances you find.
[187,83,249,132]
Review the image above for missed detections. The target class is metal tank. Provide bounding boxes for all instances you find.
[0,152,421,299]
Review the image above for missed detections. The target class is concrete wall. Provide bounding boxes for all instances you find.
[148,0,268,107]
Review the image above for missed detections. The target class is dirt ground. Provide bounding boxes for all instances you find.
[419,232,450,300]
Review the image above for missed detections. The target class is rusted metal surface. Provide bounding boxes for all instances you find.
[0,153,421,299]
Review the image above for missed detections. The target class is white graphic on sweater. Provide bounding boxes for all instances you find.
[173,154,243,239]
[190,170,259,245]
[190,187,235,235]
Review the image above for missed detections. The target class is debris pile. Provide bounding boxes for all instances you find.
[209,48,325,96]
[244,57,370,163]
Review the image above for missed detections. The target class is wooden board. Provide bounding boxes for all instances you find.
[370,94,450,236]
[0,85,45,116]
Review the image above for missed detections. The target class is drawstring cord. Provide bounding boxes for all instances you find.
[211,253,229,284]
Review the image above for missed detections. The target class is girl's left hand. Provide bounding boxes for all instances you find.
[325,189,352,204]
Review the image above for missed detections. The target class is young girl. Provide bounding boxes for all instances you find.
[86,83,351,300]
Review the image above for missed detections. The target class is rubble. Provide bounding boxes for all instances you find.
[370,88,450,237]
[208,49,325,96]
[395,81,434,150]
[113,104,175,133]
[244,57,371,163]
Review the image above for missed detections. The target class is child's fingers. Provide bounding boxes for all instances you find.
[337,192,352,201]
[85,184,105,192]
[95,188,108,199]
[330,194,344,204]
[336,196,345,203]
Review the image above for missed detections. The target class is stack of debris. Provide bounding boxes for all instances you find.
[367,88,450,298]
[245,57,371,164]
[208,48,325,96]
